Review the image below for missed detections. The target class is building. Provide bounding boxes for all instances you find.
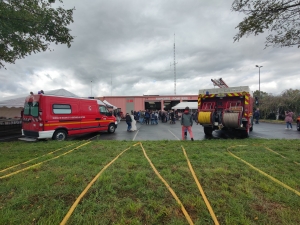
[97,95,198,113]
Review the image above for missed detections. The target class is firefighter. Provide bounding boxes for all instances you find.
[254,108,260,124]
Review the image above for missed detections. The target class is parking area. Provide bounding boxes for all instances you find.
[2,120,299,142]
[76,120,248,141]
[77,120,300,141]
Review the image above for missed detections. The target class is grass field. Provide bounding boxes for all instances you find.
[0,139,299,225]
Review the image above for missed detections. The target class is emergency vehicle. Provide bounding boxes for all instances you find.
[20,94,118,141]
[197,86,254,138]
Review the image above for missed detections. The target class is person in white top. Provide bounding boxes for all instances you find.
[130,114,137,131]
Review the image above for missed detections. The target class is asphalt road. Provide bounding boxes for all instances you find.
[249,122,300,139]
[1,120,299,142]
[75,120,300,141]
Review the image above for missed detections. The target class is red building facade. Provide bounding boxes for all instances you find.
[98,95,198,114]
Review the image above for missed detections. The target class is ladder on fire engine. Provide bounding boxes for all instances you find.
[211,78,228,88]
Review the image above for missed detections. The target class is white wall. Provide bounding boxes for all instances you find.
[0,107,23,119]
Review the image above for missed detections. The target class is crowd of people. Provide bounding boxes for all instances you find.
[129,109,198,125]
[124,108,197,140]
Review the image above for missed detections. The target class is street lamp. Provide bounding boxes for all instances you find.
[255,65,263,95]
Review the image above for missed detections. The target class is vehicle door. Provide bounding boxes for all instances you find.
[80,102,103,132]
[99,105,110,129]
[22,96,40,135]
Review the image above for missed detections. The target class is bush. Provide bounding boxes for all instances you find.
[267,113,276,120]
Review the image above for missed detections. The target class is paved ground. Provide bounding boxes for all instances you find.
[1,120,299,142]
[74,120,300,141]
[250,121,300,139]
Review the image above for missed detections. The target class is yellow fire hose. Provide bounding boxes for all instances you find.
[198,112,212,124]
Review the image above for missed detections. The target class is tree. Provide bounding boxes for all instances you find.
[232,0,300,48]
[257,89,300,120]
[0,0,75,68]
[280,88,300,112]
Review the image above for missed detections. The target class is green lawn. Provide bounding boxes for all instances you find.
[0,139,299,225]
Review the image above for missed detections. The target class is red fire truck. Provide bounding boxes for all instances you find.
[197,86,254,138]
[20,94,118,141]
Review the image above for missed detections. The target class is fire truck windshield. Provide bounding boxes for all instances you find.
[24,101,39,117]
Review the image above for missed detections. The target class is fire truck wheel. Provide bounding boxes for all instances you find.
[297,122,300,131]
[108,124,116,133]
[242,128,249,138]
[204,127,213,136]
[53,130,67,141]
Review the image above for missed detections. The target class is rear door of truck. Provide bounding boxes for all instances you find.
[22,95,41,137]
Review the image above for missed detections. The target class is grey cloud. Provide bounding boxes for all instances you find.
[1,0,299,98]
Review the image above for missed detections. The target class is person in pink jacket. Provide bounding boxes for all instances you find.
[181,107,194,141]
[285,110,294,129]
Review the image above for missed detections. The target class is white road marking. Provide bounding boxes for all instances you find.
[132,130,139,141]
[168,129,180,140]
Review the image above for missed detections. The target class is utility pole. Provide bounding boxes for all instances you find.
[170,33,178,95]
[256,65,263,96]
[111,74,112,96]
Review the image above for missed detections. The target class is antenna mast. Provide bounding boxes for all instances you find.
[170,34,178,95]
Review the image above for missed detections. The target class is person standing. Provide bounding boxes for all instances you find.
[181,107,194,141]
[151,112,155,125]
[254,108,260,124]
[138,110,143,124]
[20,109,24,119]
[130,113,137,131]
[154,111,158,125]
[193,111,199,125]
[144,110,150,125]
[161,111,165,123]
[170,110,175,124]
[116,111,121,124]
[285,110,294,129]
[125,113,132,132]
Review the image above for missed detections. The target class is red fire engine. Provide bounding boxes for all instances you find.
[197,86,254,137]
[20,94,118,141]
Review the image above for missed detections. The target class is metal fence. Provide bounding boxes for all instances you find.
[0,119,22,137]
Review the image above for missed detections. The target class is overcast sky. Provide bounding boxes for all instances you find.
[1,0,300,99]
